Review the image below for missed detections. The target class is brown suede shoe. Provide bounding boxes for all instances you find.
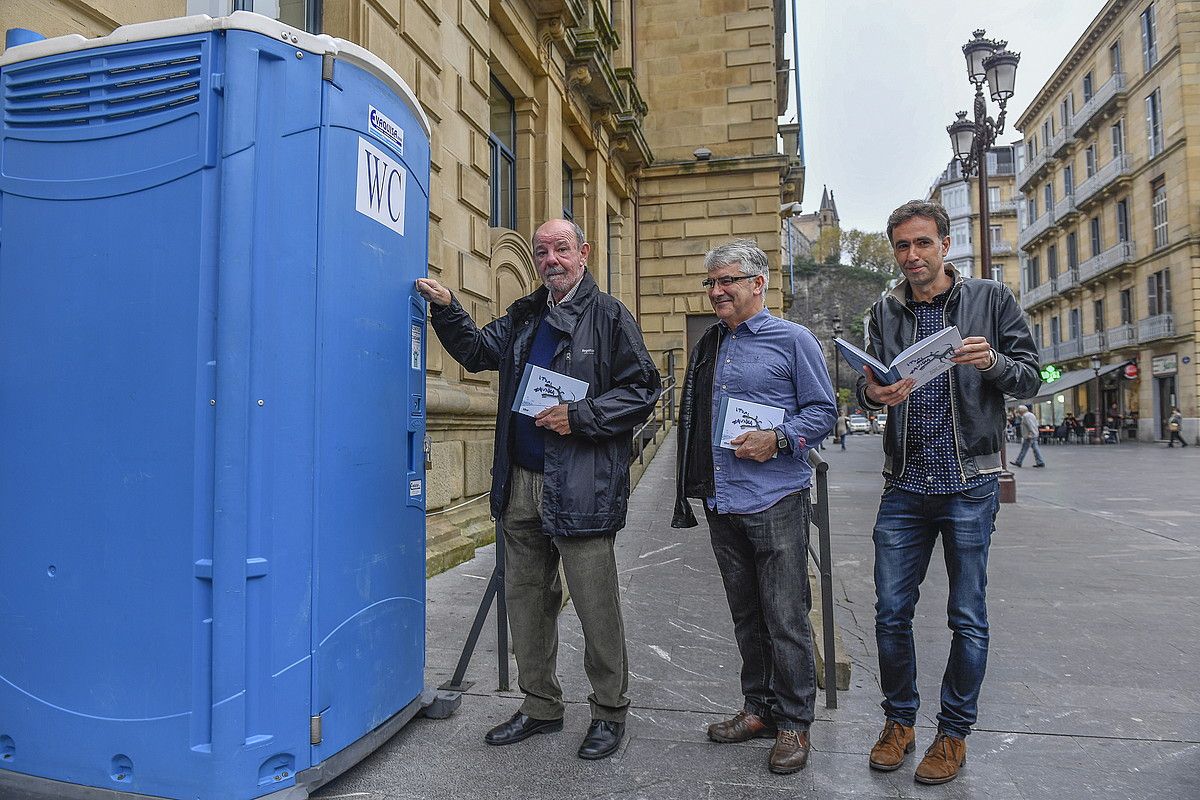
[768,729,810,774]
[868,719,916,771]
[707,710,777,743]
[914,732,967,785]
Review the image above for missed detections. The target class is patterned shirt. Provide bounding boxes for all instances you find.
[892,288,992,495]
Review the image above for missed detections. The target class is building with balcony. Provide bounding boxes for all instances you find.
[1014,0,1199,441]
[2,0,810,566]
[925,145,1022,296]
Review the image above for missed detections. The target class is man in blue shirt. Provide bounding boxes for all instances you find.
[673,239,836,774]
[856,201,1039,785]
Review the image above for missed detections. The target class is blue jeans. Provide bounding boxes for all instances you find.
[706,491,815,731]
[873,480,999,738]
[1013,436,1044,466]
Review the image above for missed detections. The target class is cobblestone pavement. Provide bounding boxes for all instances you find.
[315,434,1200,799]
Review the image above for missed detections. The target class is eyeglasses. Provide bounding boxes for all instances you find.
[701,275,756,289]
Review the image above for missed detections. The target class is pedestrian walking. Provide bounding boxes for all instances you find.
[673,239,836,775]
[416,219,661,760]
[836,411,850,450]
[855,200,1040,785]
[1012,405,1046,468]
[1167,407,1188,447]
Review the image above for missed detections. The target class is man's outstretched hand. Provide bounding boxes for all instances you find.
[415,278,452,306]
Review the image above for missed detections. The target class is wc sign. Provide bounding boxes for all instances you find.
[356,136,407,236]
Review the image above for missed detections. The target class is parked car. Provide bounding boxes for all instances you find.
[874,412,887,433]
[848,414,870,434]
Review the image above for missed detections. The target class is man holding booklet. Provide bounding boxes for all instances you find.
[416,219,660,761]
[673,240,836,775]
[852,200,1039,785]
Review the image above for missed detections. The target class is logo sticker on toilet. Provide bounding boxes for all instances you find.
[368,105,404,155]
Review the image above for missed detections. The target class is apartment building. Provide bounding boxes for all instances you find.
[1015,0,1198,441]
[926,145,1023,296]
[2,0,804,567]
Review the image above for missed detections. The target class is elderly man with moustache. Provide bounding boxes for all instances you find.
[416,219,660,760]
[673,239,836,775]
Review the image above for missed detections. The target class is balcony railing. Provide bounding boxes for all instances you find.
[1106,323,1137,349]
[1072,73,1126,132]
[990,196,1019,214]
[1139,313,1175,342]
[1018,209,1056,250]
[1076,154,1131,207]
[1054,192,1077,221]
[1058,338,1083,360]
[1040,343,1058,363]
[1017,147,1051,191]
[946,242,974,263]
[1081,332,1105,355]
[1049,121,1075,157]
[1079,240,1135,282]
[1056,267,1079,292]
[991,240,1014,256]
[1021,280,1055,310]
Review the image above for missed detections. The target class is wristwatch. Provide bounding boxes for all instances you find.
[773,426,791,453]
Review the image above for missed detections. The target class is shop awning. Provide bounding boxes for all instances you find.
[1018,360,1132,405]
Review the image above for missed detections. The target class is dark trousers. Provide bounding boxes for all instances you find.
[1168,430,1187,447]
[872,479,1000,738]
[501,465,629,723]
[705,491,816,731]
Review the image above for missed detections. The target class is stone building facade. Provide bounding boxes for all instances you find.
[1014,0,1198,442]
[2,0,804,567]
[926,145,1023,297]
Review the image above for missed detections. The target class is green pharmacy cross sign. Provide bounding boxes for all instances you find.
[1040,364,1062,383]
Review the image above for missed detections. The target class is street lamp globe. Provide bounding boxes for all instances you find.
[947,111,975,162]
[1090,354,1102,372]
[962,29,997,84]
[984,49,1021,101]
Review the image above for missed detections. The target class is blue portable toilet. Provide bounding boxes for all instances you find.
[0,12,441,800]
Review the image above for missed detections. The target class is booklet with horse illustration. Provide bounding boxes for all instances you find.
[713,396,786,450]
[512,363,590,417]
[836,326,963,391]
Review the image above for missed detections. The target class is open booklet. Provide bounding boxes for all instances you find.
[836,326,964,391]
[511,363,590,417]
[712,396,785,450]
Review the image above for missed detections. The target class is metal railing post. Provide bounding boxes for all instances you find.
[805,448,838,709]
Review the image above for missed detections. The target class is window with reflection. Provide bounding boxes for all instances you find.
[489,76,517,229]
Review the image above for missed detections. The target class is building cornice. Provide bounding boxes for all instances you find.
[1016,0,1130,130]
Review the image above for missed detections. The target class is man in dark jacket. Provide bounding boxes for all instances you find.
[856,201,1039,785]
[672,239,836,775]
[416,219,660,760]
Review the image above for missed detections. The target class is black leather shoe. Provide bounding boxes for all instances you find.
[577,719,625,760]
[484,712,563,746]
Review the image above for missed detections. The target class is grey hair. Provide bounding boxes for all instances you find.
[704,239,770,289]
[1016,405,1028,413]
[532,219,587,250]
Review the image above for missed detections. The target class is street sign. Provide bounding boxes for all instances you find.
[1151,354,1177,376]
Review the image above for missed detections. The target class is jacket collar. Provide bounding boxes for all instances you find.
[887,261,964,306]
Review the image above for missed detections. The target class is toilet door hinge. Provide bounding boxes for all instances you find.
[310,713,323,745]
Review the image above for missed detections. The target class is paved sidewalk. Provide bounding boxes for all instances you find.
[315,435,1200,799]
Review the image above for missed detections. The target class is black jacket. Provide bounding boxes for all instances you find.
[671,324,721,528]
[430,272,661,536]
[855,265,1040,479]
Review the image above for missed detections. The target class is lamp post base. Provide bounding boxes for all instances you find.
[998,469,1016,503]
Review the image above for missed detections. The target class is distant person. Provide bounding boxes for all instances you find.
[856,200,1039,785]
[673,239,836,775]
[836,411,850,450]
[1012,405,1046,468]
[1168,407,1187,448]
[417,219,660,760]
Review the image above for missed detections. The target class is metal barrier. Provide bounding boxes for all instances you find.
[632,349,679,464]
[806,448,839,708]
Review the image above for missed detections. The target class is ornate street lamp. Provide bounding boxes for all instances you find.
[946,29,1021,281]
[950,30,1021,501]
[1091,354,1103,445]
[832,313,843,411]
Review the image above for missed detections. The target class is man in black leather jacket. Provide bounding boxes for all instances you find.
[857,201,1038,785]
[417,219,660,761]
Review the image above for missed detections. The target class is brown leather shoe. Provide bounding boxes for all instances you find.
[768,729,810,774]
[914,732,967,784]
[868,719,916,771]
[707,710,777,743]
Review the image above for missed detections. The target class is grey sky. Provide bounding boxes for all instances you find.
[785,0,1106,233]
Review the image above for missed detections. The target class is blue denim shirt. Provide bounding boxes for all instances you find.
[707,309,837,514]
[892,289,991,495]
